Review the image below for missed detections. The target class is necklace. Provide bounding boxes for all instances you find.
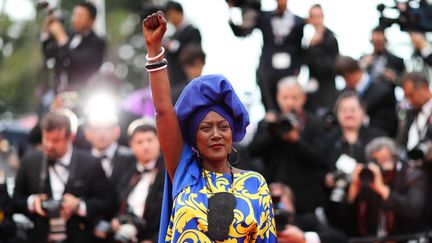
[203,165,235,194]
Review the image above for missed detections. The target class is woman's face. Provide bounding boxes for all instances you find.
[196,111,232,164]
[337,97,364,130]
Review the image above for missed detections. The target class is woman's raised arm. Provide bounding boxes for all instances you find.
[142,11,183,181]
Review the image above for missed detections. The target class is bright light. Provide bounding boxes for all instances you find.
[84,92,119,125]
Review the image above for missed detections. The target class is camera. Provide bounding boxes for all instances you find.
[42,199,62,218]
[94,214,142,243]
[113,215,142,243]
[226,0,261,10]
[407,140,432,161]
[42,199,67,243]
[377,0,432,32]
[329,170,349,203]
[269,112,300,136]
[358,162,377,187]
[272,195,295,232]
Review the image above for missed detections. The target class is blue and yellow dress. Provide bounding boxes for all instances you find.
[159,145,277,242]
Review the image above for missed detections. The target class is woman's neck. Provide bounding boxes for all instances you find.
[202,160,231,174]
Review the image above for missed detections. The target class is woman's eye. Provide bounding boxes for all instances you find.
[200,126,211,132]
[220,124,230,131]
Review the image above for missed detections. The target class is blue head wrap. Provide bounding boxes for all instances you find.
[174,74,250,146]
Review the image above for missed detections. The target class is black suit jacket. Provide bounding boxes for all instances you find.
[348,79,398,137]
[363,50,405,83]
[43,31,106,90]
[249,112,325,213]
[345,162,427,237]
[115,156,165,242]
[230,10,305,111]
[165,24,202,86]
[12,148,114,243]
[109,145,135,189]
[304,28,339,112]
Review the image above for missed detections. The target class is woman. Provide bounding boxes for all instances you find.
[323,91,385,234]
[142,11,277,242]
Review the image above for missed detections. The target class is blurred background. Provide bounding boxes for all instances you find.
[0,0,424,131]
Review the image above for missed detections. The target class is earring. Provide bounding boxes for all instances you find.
[191,147,201,158]
[228,147,239,165]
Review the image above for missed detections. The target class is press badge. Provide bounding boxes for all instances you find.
[272,52,291,69]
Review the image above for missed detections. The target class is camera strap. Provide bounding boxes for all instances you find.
[39,155,49,194]
[50,165,68,186]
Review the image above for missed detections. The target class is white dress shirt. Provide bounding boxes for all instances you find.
[49,145,73,201]
[407,98,432,150]
[127,160,157,217]
[92,143,118,178]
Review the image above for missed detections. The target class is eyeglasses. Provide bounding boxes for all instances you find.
[204,168,237,240]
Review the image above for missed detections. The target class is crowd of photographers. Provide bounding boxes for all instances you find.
[3,0,432,242]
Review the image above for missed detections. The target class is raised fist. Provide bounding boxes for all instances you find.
[142,11,167,56]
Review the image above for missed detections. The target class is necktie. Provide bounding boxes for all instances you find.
[118,168,152,214]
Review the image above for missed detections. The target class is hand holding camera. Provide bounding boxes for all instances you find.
[61,193,81,220]
[33,194,49,217]
[348,163,390,202]
[367,163,390,200]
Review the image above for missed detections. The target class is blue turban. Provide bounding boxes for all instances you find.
[174,74,250,146]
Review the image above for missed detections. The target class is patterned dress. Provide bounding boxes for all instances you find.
[165,169,277,242]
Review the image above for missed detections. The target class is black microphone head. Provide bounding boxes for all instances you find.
[207,192,236,240]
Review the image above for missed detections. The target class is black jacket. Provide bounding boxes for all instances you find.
[347,162,427,237]
[165,24,202,86]
[12,148,114,243]
[42,31,106,90]
[249,112,325,213]
[304,28,339,112]
[324,126,385,171]
[361,80,398,137]
[115,156,165,242]
[230,10,305,111]
[109,145,135,190]
[0,183,15,242]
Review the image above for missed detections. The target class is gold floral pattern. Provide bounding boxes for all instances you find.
[165,170,277,242]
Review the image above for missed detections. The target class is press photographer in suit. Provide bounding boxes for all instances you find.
[12,110,114,243]
[106,120,165,243]
[41,2,106,92]
[228,0,305,112]
[346,137,427,237]
[249,77,325,215]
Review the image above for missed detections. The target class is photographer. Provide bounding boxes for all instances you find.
[270,182,347,243]
[94,120,164,243]
[408,32,432,80]
[323,92,384,224]
[41,2,106,92]
[12,110,114,243]
[304,4,339,114]
[249,77,325,215]
[227,0,305,112]
[163,1,202,87]
[346,137,427,237]
[360,27,405,85]
[335,55,398,137]
[399,72,432,225]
